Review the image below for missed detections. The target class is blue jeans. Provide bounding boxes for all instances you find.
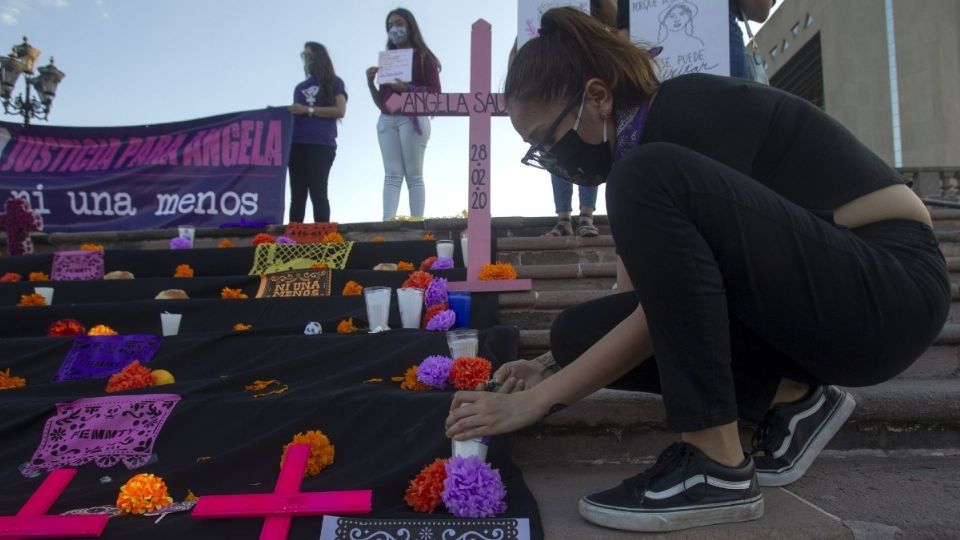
[551,174,598,214]
[377,114,431,220]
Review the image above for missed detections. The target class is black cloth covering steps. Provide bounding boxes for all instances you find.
[0,327,544,539]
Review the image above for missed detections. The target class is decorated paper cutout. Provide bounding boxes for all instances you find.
[51,250,105,281]
[21,394,180,477]
[318,516,531,540]
[55,335,162,382]
[0,469,110,539]
[283,222,338,244]
[256,269,332,298]
[249,242,353,275]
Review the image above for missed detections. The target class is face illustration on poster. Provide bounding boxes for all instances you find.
[630,0,729,80]
[657,2,704,48]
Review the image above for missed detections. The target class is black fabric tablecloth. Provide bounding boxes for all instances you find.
[0,327,542,539]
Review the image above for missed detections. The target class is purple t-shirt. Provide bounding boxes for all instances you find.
[292,76,347,146]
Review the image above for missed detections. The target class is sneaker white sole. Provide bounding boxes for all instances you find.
[757,390,856,487]
[578,494,764,532]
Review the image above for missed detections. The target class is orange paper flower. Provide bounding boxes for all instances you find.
[450,357,493,390]
[233,323,252,332]
[397,261,415,272]
[116,473,173,515]
[371,235,385,243]
[48,318,86,337]
[422,233,436,241]
[419,256,437,272]
[402,271,434,290]
[405,458,448,512]
[221,287,248,299]
[28,271,49,281]
[17,293,46,307]
[320,231,345,244]
[0,272,22,282]
[173,264,194,278]
[400,365,430,391]
[217,239,234,248]
[479,262,518,281]
[0,368,26,390]
[252,232,276,246]
[310,262,329,269]
[422,303,448,328]
[342,280,363,296]
[336,318,357,334]
[80,243,105,252]
[88,324,118,336]
[105,360,154,393]
[280,430,335,477]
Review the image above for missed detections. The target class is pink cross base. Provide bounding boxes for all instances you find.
[0,469,109,540]
[191,444,371,540]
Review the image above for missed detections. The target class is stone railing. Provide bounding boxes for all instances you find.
[900,166,960,205]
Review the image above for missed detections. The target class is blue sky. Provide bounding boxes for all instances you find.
[1,0,777,224]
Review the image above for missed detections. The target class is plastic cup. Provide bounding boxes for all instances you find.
[397,287,424,329]
[448,292,471,328]
[452,437,490,461]
[436,239,455,259]
[363,286,392,333]
[460,236,468,267]
[178,225,196,247]
[446,328,479,358]
[34,287,54,305]
[160,312,182,336]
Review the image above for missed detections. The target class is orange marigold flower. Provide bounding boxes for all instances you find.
[48,318,86,337]
[252,232,276,246]
[173,264,194,278]
[105,360,154,393]
[400,365,430,391]
[0,368,26,390]
[280,430,335,477]
[28,271,49,281]
[221,287,248,299]
[371,235,385,243]
[88,324,118,336]
[17,293,46,307]
[116,473,173,515]
[320,231,345,244]
[397,261,415,272]
[336,318,357,334]
[0,272,22,282]
[233,323,252,332]
[80,243,105,252]
[419,256,437,272]
[342,280,363,296]
[450,357,493,390]
[402,270,434,290]
[478,262,518,281]
[310,262,329,269]
[422,233,436,241]
[422,303,448,328]
[217,239,234,248]
[404,458,448,512]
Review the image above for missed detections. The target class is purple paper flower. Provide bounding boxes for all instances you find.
[425,309,455,332]
[442,456,507,517]
[430,257,454,270]
[169,236,192,249]
[416,355,453,388]
[276,235,297,245]
[424,277,448,307]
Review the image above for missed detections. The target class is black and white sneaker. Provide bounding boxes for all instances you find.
[752,385,856,487]
[579,442,764,532]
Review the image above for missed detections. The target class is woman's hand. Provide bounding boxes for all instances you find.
[486,360,552,393]
[366,66,379,84]
[287,104,308,115]
[445,388,549,441]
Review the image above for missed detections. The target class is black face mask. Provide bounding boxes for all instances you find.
[521,89,613,187]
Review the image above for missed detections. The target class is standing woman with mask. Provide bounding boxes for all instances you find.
[287,42,347,224]
[366,8,441,221]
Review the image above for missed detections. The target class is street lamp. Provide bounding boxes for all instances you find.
[0,36,65,125]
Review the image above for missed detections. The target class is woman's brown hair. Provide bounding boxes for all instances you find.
[505,7,659,109]
[303,42,337,106]
[385,8,441,73]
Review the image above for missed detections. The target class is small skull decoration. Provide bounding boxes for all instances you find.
[303,321,323,335]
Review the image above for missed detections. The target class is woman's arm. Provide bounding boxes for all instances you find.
[445,303,653,440]
[366,67,383,109]
[310,95,348,119]
[739,0,775,23]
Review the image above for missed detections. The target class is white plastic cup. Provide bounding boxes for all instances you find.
[34,287,54,305]
[397,287,424,329]
[460,236,468,267]
[160,312,182,336]
[178,225,196,247]
[436,239,455,259]
[363,286,392,333]
[446,328,479,358]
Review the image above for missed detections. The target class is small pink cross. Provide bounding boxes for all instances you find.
[0,197,43,256]
[0,469,109,539]
[191,444,371,540]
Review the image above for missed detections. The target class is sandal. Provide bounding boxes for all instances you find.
[543,218,574,237]
[576,216,600,237]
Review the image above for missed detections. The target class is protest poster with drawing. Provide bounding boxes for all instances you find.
[630,0,730,79]
[517,0,589,49]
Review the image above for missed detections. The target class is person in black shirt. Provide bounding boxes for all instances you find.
[445,8,949,533]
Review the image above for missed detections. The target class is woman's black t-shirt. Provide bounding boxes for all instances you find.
[639,73,905,212]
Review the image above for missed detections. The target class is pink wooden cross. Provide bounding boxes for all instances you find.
[386,20,533,293]
[0,469,109,540]
[191,444,371,540]
[0,197,43,256]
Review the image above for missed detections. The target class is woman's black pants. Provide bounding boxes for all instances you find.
[550,143,950,433]
[288,143,336,223]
